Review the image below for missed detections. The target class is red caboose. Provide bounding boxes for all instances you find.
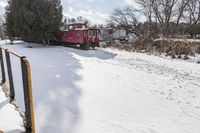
[56,23,100,49]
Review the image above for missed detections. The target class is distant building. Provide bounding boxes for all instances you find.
[127,34,137,43]
[99,28,112,41]
[99,27,126,42]
[113,28,126,41]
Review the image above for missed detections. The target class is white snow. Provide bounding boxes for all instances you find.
[0,86,24,132]
[154,38,200,43]
[0,41,200,133]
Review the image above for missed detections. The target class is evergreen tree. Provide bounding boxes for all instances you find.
[6,0,63,44]
[6,0,23,41]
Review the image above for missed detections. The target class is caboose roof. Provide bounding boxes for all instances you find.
[60,28,99,32]
[68,22,86,25]
[60,28,88,31]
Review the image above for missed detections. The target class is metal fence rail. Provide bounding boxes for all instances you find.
[0,47,35,133]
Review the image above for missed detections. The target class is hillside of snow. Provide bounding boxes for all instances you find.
[0,41,200,133]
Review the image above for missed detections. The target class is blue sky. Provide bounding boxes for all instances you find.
[0,0,134,24]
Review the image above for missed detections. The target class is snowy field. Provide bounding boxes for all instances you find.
[0,41,200,133]
[0,86,24,132]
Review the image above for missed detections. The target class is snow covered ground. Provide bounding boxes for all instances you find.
[0,41,200,133]
[154,38,200,43]
[0,86,24,132]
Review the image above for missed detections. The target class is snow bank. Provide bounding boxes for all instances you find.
[1,41,200,133]
[154,38,200,43]
[0,86,24,132]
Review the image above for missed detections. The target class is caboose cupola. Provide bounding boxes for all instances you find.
[68,23,86,30]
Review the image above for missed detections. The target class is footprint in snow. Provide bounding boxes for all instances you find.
[160,92,164,95]
[47,64,53,67]
[55,74,61,78]
[195,106,200,109]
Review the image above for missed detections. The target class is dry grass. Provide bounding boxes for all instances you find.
[104,38,200,62]
[2,84,10,97]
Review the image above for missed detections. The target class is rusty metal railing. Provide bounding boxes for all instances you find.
[0,47,35,133]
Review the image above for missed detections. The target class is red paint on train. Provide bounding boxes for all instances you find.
[56,23,100,49]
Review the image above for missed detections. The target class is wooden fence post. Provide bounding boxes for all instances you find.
[21,57,35,133]
[0,48,6,84]
[5,49,15,101]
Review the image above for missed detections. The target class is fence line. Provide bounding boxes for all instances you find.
[0,47,35,133]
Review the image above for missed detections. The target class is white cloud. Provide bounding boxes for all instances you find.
[86,0,106,2]
[124,0,135,5]
[0,1,7,17]
[0,1,7,8]
[79,9,108,24]
[64,7,108,24]
[66,0,105,3]
[68,6,74,12]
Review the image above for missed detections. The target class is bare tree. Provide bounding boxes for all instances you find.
[151,0,177,37]
[135,0,189,37]
[109,0,200,39]
[184,0,200,37]
[174,0,190,27]
[135,0,154,37]
[107,6,141,36]
[185,0,200,24]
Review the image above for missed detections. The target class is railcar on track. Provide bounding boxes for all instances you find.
[55,23,100,49]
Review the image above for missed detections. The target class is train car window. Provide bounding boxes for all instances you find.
[97,30,100,36]
[93,31,96,36]
[77,25,82,28]
[69,25,73,30]
[88,30,92,37]
[84,31,88,37]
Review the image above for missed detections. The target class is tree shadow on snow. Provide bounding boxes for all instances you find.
[8,42,117,60]
[0,99,9,109]
[6,129,24,133]
[64,47,117,60]
[23,47,83,133]
[2,43,117,133]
